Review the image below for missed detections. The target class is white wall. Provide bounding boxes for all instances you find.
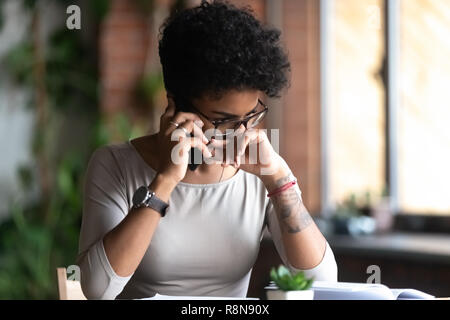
[0,0,34,220]
[0,0,74,221]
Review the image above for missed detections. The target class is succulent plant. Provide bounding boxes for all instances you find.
[270,265,314,291]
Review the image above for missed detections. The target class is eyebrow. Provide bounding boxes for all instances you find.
[211,101,259,118]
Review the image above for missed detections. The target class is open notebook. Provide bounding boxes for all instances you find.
[265,281,435,300]
[140,281,434,300]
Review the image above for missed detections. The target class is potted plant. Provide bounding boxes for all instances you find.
[266,265,315,300]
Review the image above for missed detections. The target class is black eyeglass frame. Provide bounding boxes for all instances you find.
[184,99,269,137]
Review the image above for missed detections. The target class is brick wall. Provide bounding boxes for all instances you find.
[100,0,150,114]
[282,0,321,213]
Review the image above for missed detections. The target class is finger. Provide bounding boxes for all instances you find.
[207,137,227,148]
[237,132,252,156]
[164,112,204,137]
[237,129,259,157]
[233,123,246,137]
[189,120,209,143]
[170,127,187,142]
[207,137,226,158]
[171,111,203,126]
[168,119,207,142]
[184,120,209,144]
[168,119,194,140]
[182,137,213,158]
[233,124,247,165]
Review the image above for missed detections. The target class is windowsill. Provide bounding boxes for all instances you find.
[327,231,450,265]
[394,213,450,234]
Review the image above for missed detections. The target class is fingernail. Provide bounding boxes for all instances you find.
[195,120,204,127]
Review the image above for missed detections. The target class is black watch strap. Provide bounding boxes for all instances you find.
[144,189,169,217]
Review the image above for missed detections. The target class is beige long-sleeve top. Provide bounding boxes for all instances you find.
[76,141,338,300]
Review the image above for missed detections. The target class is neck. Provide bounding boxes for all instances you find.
[182,163,235,184]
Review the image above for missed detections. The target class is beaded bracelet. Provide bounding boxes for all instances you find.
[267,180,297,198]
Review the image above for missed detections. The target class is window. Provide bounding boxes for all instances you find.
[323,0,450,216]
[327,0,386,208]
[397,0,450,215]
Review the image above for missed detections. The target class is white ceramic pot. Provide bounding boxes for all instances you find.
[266,289,314,300]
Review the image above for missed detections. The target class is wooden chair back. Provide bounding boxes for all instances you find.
[56,267,86,300]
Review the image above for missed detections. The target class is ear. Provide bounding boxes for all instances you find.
[166,91,177,110]
[166,91,175,99]
[167,95,176,110]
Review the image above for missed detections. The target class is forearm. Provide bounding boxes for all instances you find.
[261,168,327,270]
[103,173,176,277]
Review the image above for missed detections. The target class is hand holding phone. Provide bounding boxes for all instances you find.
[155,95,211,183]
[170,94,208,171]
[188,147,202,171]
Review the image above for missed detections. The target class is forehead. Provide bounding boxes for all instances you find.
[192,90,260,114]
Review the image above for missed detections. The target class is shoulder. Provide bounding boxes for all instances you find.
[86,142,134,181]
[89,141,132,165]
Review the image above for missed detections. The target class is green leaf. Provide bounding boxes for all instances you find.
[270,267,278,282]
[269,265,315,291]
[276,265,291,278]
[304,278,314,290]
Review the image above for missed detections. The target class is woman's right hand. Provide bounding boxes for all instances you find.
[155,96,212,186]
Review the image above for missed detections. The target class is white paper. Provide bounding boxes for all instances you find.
[391,288,435,300]
[310,281,435,300]
[265,281,435,300]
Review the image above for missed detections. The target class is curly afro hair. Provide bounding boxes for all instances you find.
[158,0,291,104]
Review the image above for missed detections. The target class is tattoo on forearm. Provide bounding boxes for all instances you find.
[271,175,313,234]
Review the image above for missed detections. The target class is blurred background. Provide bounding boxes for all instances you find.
[0,0,449,299]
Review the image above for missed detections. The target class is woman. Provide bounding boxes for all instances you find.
[77,0,337,300]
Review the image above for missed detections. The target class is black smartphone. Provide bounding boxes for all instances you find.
[172,95,202,171]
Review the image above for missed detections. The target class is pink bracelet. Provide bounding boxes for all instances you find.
[267,180,297,198]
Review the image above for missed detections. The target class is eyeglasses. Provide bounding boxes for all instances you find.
[186,99,268,137]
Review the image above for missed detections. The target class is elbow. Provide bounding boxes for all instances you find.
[80,281,101,300]
[293,242,339,282]
[78,252,119,300]
[311,258,338,282]
[297,260,338,283]
[77,241,131,300]
[79,264,109,300]
[323,243,339,282]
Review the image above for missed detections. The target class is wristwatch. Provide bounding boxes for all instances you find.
[132,186,169,217]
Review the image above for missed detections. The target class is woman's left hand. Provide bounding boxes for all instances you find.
[209,125,291,188]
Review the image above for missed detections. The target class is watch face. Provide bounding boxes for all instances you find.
[132,186,149,207]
